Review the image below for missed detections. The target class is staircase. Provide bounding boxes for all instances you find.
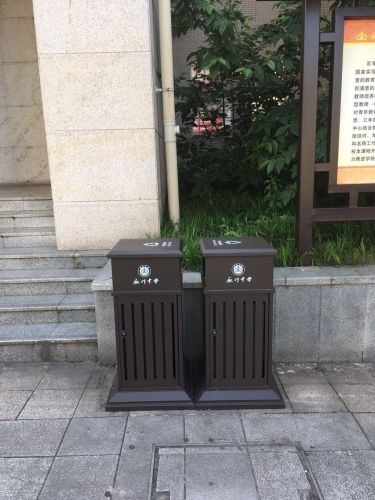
[0,185,108,362]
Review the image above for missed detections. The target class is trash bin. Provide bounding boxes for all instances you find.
[195,237,284,409]
[106,238,194,411]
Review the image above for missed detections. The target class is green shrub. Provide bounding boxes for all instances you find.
[173,0,330,207]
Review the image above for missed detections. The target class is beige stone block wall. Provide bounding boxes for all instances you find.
[33,0,164,250]
[38,52,154,131]
[53,200,161,250]
[47,129,160,203]
[0,0,49,185]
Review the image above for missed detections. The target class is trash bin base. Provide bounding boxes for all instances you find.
[106,385,194,411]
[195,375,284,410]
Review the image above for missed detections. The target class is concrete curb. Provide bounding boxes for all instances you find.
[93,263,375,365]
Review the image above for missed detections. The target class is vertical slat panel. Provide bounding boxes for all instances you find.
[205,296,212,383]
[120,303,128,381]
[114,299,125,386]
[151,302,157,380]
[267,294,273,382]
[262,298,268,381]
[252,300,256,380]
[153,299,166,381]
[254,297,264,383]
[244,298,253,382]
[235,300,244,381]
[163,298,176,380]
[133,302,146,382]
[116,295,182,389]
[211,300,217,380]
[206,293,274,388]
[124,301,136,383]
[215,297,224,384]
[173,298,181,381]
[225,300,234,382]
[143,301,155,381]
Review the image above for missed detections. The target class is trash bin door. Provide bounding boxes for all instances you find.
[206,293,271,388]
[115,294,182,389]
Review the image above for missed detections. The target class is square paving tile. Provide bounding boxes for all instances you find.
[86,365,116,389]
[354,413,375,447]
[0,457,52,500]
[39,455,118,500]
[184,413,244,444]
[0,390,32,420]
[323,363,375,385]
[334,384,375,412]
[37,362,95,389]
[241,413,370,451]
[18,389,83,419]
[121,415,184,454]
[58,417,127,456]
[0,419,69,457]
[185,448,257,499]
[283,384,346,413]
[308,451,375,499]
[276,363,328,385]
[74,388,125,418]
[113,451,153,499]
[249,448,312,500]
[155,449,185,500]
[0,363,49,390]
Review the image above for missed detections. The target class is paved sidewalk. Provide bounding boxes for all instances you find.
[0,361,375,499]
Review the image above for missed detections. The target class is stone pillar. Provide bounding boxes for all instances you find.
[32,0,164,249]
[0,0,49,185]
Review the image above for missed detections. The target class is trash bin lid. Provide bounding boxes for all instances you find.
[108,238,182,259]
[200,237,276,257]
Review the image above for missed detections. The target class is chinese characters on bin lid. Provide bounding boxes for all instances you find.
[133,265,160,286]
[338,19,375,185]
[225,263,253,285]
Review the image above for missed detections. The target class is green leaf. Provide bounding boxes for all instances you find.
[217,57,230,69]
[209,63,220,81]
[266,160,276,174]
[266,59,276,71]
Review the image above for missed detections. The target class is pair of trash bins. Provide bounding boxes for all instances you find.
[106,237,284,411]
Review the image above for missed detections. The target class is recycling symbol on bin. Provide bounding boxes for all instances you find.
[231,263,245,276]
[138,265,151,278]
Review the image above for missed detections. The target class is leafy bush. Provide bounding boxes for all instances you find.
[173,0,330,208]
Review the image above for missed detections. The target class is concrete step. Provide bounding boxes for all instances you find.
[0,322,97,362]
[0,227,56,248]
[0,247,108,270]
[0,293,95,325]
[0,210,54,229]
[0,268,98,295]
[0,185,53,212]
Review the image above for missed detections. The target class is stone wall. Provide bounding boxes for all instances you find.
[0,0,49,184]
[32,0,164,250]
[93,263,375,366]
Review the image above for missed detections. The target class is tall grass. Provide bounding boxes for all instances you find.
[161,192,375,270]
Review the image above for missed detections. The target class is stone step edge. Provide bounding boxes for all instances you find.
[0,336,97,345]
[0,275,97,284]
[0,303,95,312]
[0,248,108,258]
[0,227,56,236]
[0,322,97,345]
[0,210,54,218]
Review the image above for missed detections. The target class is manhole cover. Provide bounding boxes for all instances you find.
[150,443,322,500]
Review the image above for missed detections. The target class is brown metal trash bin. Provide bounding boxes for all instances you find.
[106,238,194,411]
[195,237,284,409]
